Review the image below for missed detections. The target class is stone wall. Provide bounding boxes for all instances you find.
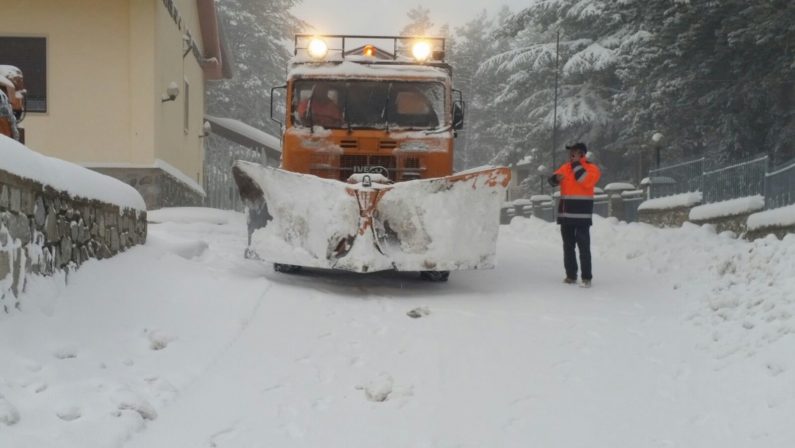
[90,167,203,210]
[746,224,795,240]
[638,206,695,228]
[639,204,795,240]
[0,168,146,312]
[690,212,758,235]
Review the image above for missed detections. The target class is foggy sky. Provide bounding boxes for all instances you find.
[290,0,529,35]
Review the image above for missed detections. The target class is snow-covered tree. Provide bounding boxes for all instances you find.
[459,0,794,183]
[207,0,305,136]
[204,0,305,209]
[474,1,625,176]
[401,6,434,36]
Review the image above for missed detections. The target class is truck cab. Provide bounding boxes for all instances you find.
[274,35,464,183]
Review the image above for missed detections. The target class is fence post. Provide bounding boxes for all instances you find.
[763,156,769,209]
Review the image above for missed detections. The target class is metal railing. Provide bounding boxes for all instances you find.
[702,156,768,204]
[621,191,645,223]
[204,137,264,211]
[765,158,795,210]
[648,158,704,198]
[644,151,795,211]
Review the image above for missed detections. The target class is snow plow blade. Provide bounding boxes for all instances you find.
[233,161,511,273]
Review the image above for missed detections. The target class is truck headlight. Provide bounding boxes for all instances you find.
[411,42,431,62]
[308,38,328,60]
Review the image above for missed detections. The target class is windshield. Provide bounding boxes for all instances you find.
[291,80,446,131]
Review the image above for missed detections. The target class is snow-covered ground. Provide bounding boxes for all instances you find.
[1,209,793,447]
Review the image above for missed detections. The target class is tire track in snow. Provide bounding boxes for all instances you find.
[179,281,275,392]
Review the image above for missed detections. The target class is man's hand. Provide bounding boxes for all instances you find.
[548,173,563,187]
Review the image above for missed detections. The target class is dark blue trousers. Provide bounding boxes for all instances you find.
[561,224,592,280]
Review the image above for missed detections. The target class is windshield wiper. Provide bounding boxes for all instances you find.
[382,84,392,134]
[343,84,352,134]
[306,87,315,134]
[423,124,453,135]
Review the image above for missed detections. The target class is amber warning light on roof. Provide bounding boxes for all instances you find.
[363,45,376,57]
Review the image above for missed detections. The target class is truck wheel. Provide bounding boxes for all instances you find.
[274,263,302,274]
[420,271,450,282]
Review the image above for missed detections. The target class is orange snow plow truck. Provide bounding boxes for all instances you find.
[233,35,510,281]
[0,65,25,143]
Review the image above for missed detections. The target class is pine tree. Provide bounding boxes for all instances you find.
[401,6,434,36]
[207,0,305,136]
[204,0,305,208]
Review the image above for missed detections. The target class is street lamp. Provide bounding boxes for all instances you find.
[651,132,665,168]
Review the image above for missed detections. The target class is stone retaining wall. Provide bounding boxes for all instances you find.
[746,224,795,240]
[0,168,146,312]
[638,206,695,228]
[90,167,203,210]
[690,212,758,235]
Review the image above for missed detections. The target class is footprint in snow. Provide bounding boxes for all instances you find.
[407,307,430,319]
[53,345,78,360]
[56,405,82,422]
[111,388,158,421]
[145,329,175,351]
[357,373,415,402]
[357,374,393,402]
[766,362,786,377]
[0,395,20,426]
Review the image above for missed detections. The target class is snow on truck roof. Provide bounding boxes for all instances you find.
[288,61,450,81]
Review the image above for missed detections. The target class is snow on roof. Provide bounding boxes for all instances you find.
[604,182,636,192]
[155,159,206,197]
[530,195,552,201]
[638,192,702,211]
[0,135,146,211]
[689,195,765,222]
[747,203,795,231]
[82,159,206,198]
[205,116,281,159]
[512,198,532,206]
[641,176,676,186]
[288,61,449,81]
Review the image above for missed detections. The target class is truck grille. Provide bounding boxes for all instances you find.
[405,157,420,169]
[339,155,397,181]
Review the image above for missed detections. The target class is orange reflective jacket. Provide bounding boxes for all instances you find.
[553,157,602,225]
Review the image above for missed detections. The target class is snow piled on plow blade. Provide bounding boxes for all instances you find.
[233,162,511,273]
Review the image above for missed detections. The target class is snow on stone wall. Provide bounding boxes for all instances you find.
[0,140,147,310]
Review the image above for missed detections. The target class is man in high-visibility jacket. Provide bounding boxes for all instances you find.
[548,143,602,287]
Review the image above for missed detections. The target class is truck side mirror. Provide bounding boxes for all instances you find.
[270,85,287,125]
[452,89,465,131]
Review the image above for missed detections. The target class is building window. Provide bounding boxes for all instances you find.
[184,78,190,134]
[0,37,47,113]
